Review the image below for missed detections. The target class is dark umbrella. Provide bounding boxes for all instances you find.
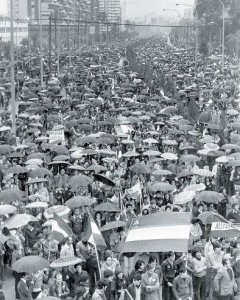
[93,173,115,186]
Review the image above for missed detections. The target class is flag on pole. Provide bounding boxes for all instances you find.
[52,213,73,241]
[83,213,106,250]
[210,214,240,238]
[122,212,191,253]
[126,181,142,200]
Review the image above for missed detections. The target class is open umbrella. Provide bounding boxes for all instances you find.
[0,144,13,155]
[50,145,69,155]
[174,191,195,205]
[53,155,70,161]
[194,169,213,177]
[25,159,43,166]
[27,153,47,160]
[161,153,178,160]
[65,196,95,209]
[25,202,48,209]
[122,151,140,158]
[0,189,25,204]
[50,256,84,268]
[198,212,222,224]
[100,221,126,232]
[44,205,70,219]
[94,202,120,212]
[152,169,172,176]
[149,182,174,193]
[38,297,60,300]
[29,168,53,178]
[184,183,206,192]
[179,155,200,163]
[143,150,161,157]
[0,204,16,215]
[25,177,48,185]
[93,173,115,186]
[221,144,240,151]
[12,256,49,273]
[129,163,151,174]
[195,191,223,204]
[86,165,108,172]
[4,214,38,229]
[69,175,92,190]
[5,165,28,174]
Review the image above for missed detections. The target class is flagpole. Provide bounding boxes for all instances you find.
[94,243,102,279]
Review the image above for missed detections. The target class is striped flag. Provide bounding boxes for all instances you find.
[210,214,240,238]
[52,213,73,241]
[83,213,106,250]
[123,212,191,253]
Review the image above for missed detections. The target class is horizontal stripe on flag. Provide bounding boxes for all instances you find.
[91,221,101,235]
[126,225,190,242]
[123,239,189,253]
[131,212,191,229]
[52,220,69,238]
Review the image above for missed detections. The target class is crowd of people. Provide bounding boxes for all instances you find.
[0,35,240,300]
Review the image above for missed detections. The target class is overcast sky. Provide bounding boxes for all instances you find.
[0,0,195,20]
[124,0,195,20]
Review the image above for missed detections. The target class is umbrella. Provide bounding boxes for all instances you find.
[184,183,206,192]
[198,212,222,224]
[152,169,172,176]
[4,214,38,229]
[0,189,25,204]
[161,153,178,160]
[44,205,70,219]
[68,165,86,172]
[100,221,126,232]
[8,152,24,159]
[93,173,115,186]
[86,165,108,172]
[12,256,49,273]
[25,159,43,166]
[162,140,178,146]
[216,156,233,164]
[122,151,140,158]
[5,165,28,174]
[195,191,223,204]
[179,155,200,163]
[194,169,213,177]
[174,191,195,205]
[121,139,135,145]
[65,196,95,209]
[50,256,84,268]
[53,155,70,161]
[29,168,53,178]
[94,202,120,212]
[25,177,48,185]
[221,144,240,151]
[149,182,174,193]
[69,175,92,190]
[143,138,159,144]
[129,163,151,174]
[25,202,48,209]
[177,170,194,178]
[143,150,161,156]
[27,153,47,160]
[50,145,69,155]
[0,145,13,155]
[0,204,16,215]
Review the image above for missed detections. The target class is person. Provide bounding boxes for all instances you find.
[192,250,207,300]
[17,273,32,300]
[72,263,89,294]
[208,242,224,299]
[60,236,75,258]
[172,266,193,300]
[101,250,120,278]
[36,284,49,299]
[112,267,128,300]
[129,260,146,283]
[49,272,70,298]
[213,258,236,300]
[141,265,160,300]
[147,255,163,300]
[161,251,176,300]
[125,273,145,300]
[74,286,90,300]
[227,204,240,223]
[92,279,108,300]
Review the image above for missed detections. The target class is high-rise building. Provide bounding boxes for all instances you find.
[7,0,28,20]
[99,0,121,23]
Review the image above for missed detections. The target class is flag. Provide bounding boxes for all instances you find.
[123,212,191,253]
[83,213,106,249]
[52,213,73,241]
[126,181,142,200]
[210,214,240,238]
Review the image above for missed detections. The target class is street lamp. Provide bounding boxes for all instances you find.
[216,0,225,72]
[162,9,181,47]
[176,3,198,72]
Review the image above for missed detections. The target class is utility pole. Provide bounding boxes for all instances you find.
[48,14,52,74]
[10,0,16,136]
[39,0,43,86]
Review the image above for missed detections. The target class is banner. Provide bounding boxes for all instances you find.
[49,130,65,144]
[210,214,240,238]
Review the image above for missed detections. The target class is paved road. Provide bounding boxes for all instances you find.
[2,268,16,300]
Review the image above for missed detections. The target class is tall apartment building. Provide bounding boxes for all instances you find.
[99,0,121,22]
[6,0,28,20]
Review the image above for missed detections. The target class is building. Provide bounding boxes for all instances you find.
[99,0,121,22]
[6,0,28,20]
[0,18,28,44]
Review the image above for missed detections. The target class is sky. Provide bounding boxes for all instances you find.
[0,0,8,16]
[0,0,195,20]
[123,0,195,21]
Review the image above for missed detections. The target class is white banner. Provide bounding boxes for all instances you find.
[49,130,65,144]
[211,222,240,231]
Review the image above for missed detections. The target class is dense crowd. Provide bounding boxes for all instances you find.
[0,36,240,300]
